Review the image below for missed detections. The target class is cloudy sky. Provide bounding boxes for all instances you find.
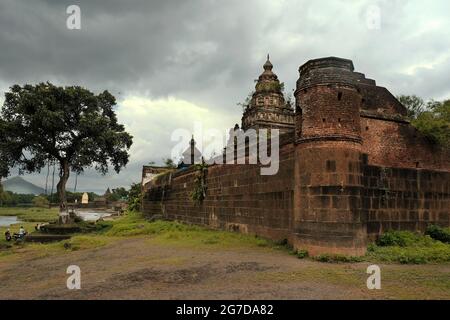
[1,0,449,193]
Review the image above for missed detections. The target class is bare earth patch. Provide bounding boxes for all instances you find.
[0,236,449,300]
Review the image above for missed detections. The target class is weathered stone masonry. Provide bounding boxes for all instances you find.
[142,57,450,256]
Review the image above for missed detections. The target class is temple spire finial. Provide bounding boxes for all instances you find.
[263,54,273,71]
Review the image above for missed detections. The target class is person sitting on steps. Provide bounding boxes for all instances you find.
[4,228,11,241]
[19,226,26,236]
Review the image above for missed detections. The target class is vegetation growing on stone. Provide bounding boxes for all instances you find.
[191,159,208,204]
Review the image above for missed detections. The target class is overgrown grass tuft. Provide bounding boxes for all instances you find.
[101,211,273,249]
[368,230,450,264]
[296,249,309,259]
[376,230,431,247]
[60,235,110,251]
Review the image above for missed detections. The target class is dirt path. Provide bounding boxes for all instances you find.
[0,237,449,299]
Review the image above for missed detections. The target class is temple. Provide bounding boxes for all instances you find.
[141,56,450,256]
[241,55,295,134]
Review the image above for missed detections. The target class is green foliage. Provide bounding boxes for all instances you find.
[411,100,450,147]
[0,191,35,206]
[191,159,208,204]
[425,225,450,244]
[104,187,128,202]
[61,235,109,251]
[255,81,284,93]
[296,249,309,259]
[163,158,176,169]
[101,211,273,249]
[398,95,450,147]
[0,206,59,223]
[397,95,425,119]
[103,212,200,237]
[32,196,49,208]
[127,182,142,212]
[376,230,425,247]
[368,230,450,263]
[237,91,255,112]
[367,244,450,264]
[45,191,99,204]
[313,254,363,263]
[0,82,133,208]
[112,187,129,199]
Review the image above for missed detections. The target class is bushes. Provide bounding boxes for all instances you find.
[127,183,142,212]
[32,196,49,208]
[367,244,450,264]
[425,225,450,244]
[376,230,423,247]
[368,229,450,264]
[296,249,309,259]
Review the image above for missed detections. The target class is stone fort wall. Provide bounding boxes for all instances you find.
[142,145,450,256]
[142,57,450,256]
[143,141,296,241]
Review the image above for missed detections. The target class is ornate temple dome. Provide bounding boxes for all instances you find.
[241,55,295,133]
[255,54,283,94]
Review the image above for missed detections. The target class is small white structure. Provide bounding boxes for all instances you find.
[81,192,89,204]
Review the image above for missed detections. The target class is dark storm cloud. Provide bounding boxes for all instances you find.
[1,0,449,191]
[2,0,448,103]
[0,0,265,108]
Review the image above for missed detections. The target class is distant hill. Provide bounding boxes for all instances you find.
[2,176,45,195]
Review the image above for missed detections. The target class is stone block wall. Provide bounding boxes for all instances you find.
[361,116,450,171]
[142,142,295,241]
[142,56,450,256]
[143,142,450,255]
[362,164,450,240]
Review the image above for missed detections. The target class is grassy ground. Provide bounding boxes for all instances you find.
[2,209,449,264]
[100,212,272,249]
[99,214,450,264]
[0,209,449,299]
[0,206,59,222]
[0,211,450,299]
[0,207,59,247]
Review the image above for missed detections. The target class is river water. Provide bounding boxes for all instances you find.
[76,211,112,222]
[0,216,21,227]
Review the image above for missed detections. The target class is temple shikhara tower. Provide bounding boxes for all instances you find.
[241,55,294,134]
[142,56,450,256]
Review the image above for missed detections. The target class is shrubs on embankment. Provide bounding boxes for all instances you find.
[366,228,450,264]
[293,226,450,264]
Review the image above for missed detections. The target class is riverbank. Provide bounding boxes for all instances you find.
[0,211,449,299]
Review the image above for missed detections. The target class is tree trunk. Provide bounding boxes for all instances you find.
[0,179,3,207]
[56,159,70,214]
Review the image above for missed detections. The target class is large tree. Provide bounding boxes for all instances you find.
[0,82,133,212]
[397,95,450,147]
[397,94,426,119]
[411,99,450,147]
